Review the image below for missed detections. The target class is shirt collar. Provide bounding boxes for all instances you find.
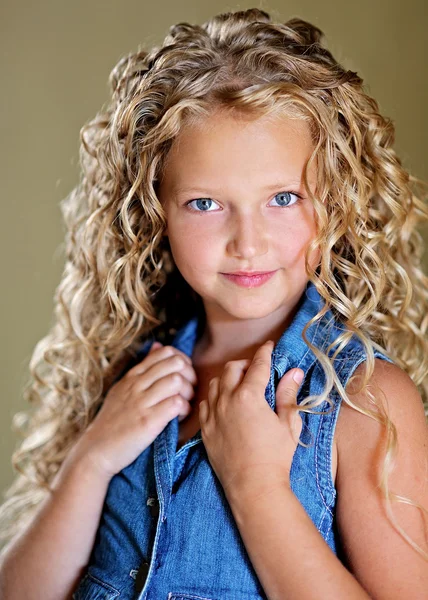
[171,280,342,379]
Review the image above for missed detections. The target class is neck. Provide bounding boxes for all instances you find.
[193,295,303,367]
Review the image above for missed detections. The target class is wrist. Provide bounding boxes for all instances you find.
[53,439,113,491]
[224,472,292,509]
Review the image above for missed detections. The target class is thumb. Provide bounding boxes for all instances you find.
[275,368,303,427]
[149,340,163,352]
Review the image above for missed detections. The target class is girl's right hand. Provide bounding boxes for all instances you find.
[71,341,197,480]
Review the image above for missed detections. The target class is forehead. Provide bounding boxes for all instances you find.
[173,109,313,147]
[160,110,316,186]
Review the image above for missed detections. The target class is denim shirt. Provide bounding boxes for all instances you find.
[72,281,395,600]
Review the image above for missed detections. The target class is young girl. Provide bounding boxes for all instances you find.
[0,8,427,600]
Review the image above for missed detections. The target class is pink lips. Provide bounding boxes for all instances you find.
[221,270,278,288]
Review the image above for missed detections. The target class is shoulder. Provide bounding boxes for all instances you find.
[337,357,426,447]
[334,358,428,598]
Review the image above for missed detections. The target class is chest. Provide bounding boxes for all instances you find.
[176,363,220,451]
[176,375,339,487]
[176,387,206,451]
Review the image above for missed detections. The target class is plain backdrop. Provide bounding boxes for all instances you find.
[1,0,427,498]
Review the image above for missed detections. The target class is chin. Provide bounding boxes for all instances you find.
[216,298,284,321]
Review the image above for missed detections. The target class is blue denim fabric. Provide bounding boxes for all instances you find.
[72,280,395,600]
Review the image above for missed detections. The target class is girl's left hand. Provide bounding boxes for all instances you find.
[198,340,304,498]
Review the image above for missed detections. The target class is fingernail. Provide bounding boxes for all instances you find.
[292,369,304,384]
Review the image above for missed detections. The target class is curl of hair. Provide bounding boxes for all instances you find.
[1,8,428,562]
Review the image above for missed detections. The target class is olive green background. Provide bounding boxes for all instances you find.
[1,0,427,498]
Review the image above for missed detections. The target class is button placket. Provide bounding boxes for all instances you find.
[147,496,160,519]
[131,561,150,593]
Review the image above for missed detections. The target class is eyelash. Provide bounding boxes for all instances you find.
[184,191,304,214]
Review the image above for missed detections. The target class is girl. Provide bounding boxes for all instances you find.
[0,8,427,600]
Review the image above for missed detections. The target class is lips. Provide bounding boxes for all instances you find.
[224,271,275,276]
[220,270,278,288]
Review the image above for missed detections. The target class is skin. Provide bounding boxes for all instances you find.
[157,109,321,365]
[155,110,428,599]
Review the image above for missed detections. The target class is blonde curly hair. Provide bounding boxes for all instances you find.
[1,8,428,561]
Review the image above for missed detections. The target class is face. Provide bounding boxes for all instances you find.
[157,110,321,324]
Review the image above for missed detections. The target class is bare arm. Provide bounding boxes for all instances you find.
[0,445,112,600]
[223,360,428,600]
[0,342,197,600]
[226,482,372,600]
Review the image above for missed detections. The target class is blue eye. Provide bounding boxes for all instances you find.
[184,191,303,213]
[269,191,301,207]
[186,198,219,212]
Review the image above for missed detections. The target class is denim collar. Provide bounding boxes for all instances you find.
[171,279,341,383]
[154,280,346,464]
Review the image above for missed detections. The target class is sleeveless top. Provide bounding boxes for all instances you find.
[72,280,395,600]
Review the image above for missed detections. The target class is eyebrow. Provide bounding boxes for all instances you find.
[172,179,304,195]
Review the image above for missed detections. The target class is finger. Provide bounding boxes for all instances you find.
[276,369,303,407]
[127,344,192,378]
[207,376,220,412]
[127,352,197,391]
[139,371,195,407]
[240,340,274,393]
[136,355,198,390]
[199,399,209,423]
[148,343,192,364]
[146,341,192,364]
[218,358,251,396]
[199,376,219,424]
[275,368,304,426]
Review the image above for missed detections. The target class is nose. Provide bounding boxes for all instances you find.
[226,212,269,259]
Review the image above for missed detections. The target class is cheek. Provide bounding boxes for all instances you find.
[167,223,219,270]
[273,209,317,258]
